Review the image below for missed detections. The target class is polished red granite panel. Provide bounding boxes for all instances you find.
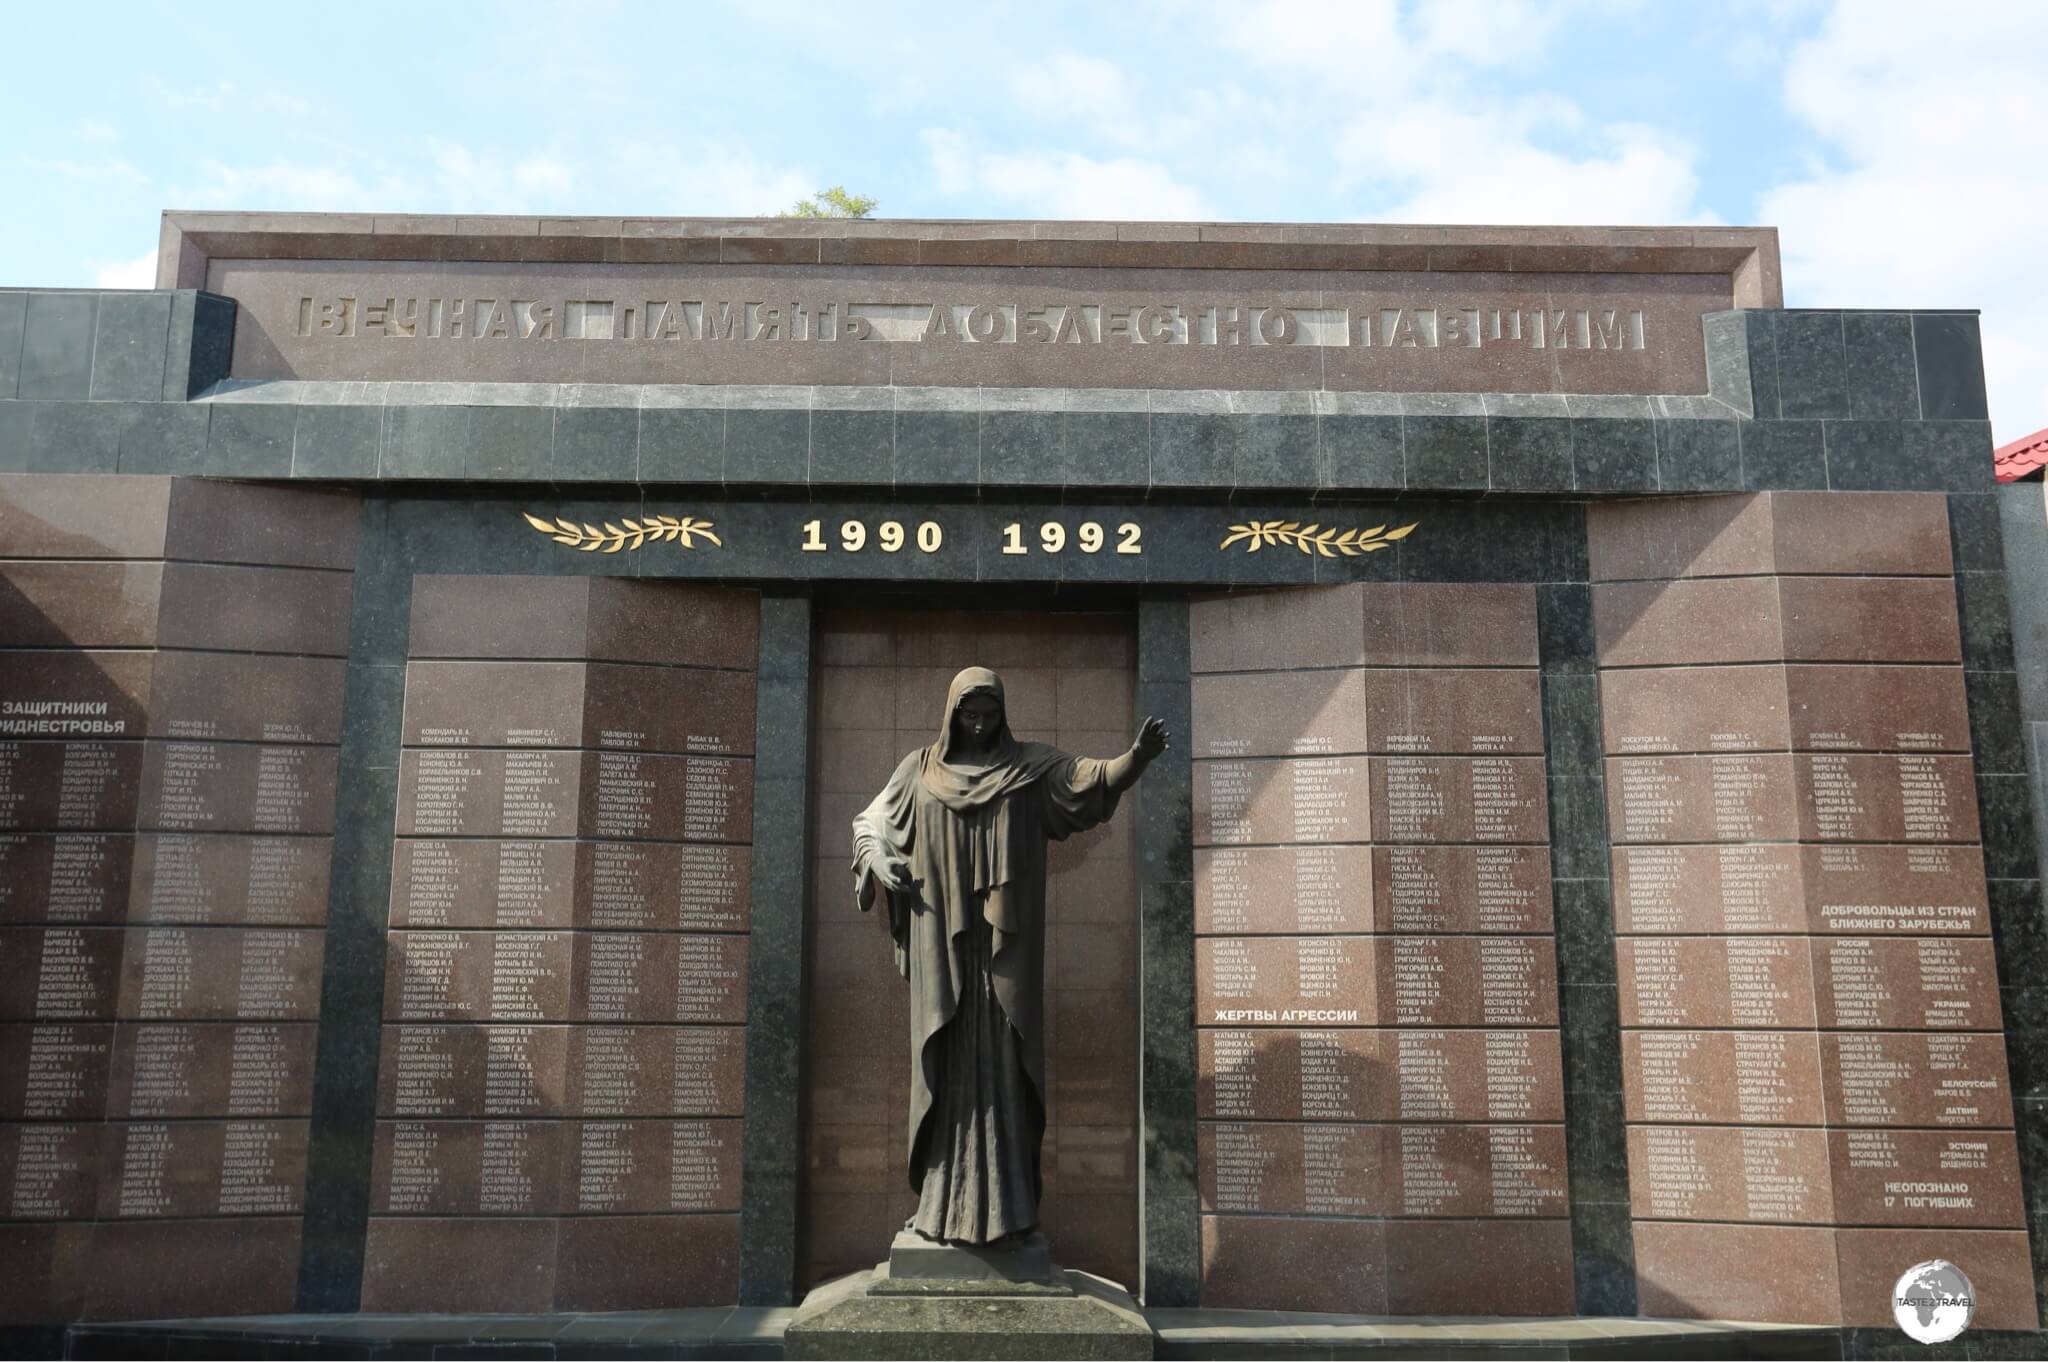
[1621,1029,1826,1127]
[1368,756,1549,844]
[104,1021,317,1118]
[0,476,359,1324]
[1194,755,1371,846]
[1195,844,1373,935]
[1605,753,1799,845]
[1819,1031,2013,1129]
[1627,1124,1835,1223]
[0,1022,114,1121]
[0,834,134,927]
[1811,936,2001,1030]
[374,1023,573,1119]
[1617,936,1818,1029]
[370,576,761,1312]
[1834,1228,2039,1328]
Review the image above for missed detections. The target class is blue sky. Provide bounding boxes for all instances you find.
[4,0,2041,439]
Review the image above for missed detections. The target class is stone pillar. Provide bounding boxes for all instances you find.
[0,473,358,1322]
[1592,491,2037,1328]
[364,576,758,1311]
[1189,583,1571,1314]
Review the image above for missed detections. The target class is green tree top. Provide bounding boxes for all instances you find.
[780,186,878,219]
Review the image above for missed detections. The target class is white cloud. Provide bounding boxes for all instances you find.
[184,160,413,212]
[1206,0,1709,226]
[919,129,1207,220]
[29,156,146,186]
[92,249,158,290]
[426,140,577,208]
[152,79,307,116]
[77,119,117,143]
[1759,0,2048,441]
[613,141,814,216]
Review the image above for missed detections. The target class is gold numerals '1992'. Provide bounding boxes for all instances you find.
[1001,521,1142,555]
[801,519,945,553]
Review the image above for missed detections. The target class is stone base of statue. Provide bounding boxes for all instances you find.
[783,1233,1153,1360]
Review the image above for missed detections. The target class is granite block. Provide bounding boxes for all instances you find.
[639,405,722,483]
[380,405,470,480]
[1955,568,2015,672]
[1622,1029,1826,1126]
[292,404,382,479]
[809,407,893,484]
[1546,773,1610,882]
[88,293,172,402]
[1234,414,1317,490]
[0,402,29,471]
[1402,415,1486,490]
[1703,310,1756,417]
[0,291,24,398]
[1149,413,1233,488]
[1488,417,1574,491]
[1317,414,1402,490]
[1745,309,1783,421]
[1536,582,1596,673]
[1063,410,1147,487]
[1654,419,1740,492]
[1554,878,1616,986]
[132,409,256,486]
[1987,876,2048,985]
[1949,490,2002,574]
[982,409,1064,486]
[892,409,978,486]
[463,404,552,482]
[1571,1199,1638,1315]
[26,402,123,473]
[553,405,638,482]
[1900,420,1996,493]
[724,408,807,484]
[1777,312,1850,420]
[188,294,237,399]
[1913,313,1989,421]
[1967,668,2027,774]
[1843,313,1920,420]
[1572,419,1658,493]
[1573,1088,1644,1210]
[1634,1221,1841,1324]
[16,293,97,399]
[206,403,295,477]
[1740,420,1828,491]
[1979,771,2039,879]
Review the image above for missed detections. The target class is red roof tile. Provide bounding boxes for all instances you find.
[1995,427,2048,482]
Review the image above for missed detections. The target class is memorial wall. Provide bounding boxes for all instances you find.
[2,217,2044,1342]
[1593,492,2035,1328]
[368,575,757,1311]
[0,475,357,1320]
[1190,583,1570,1314]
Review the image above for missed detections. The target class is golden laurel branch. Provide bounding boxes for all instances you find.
[522,512,723,553]
[1219,519,1418,556]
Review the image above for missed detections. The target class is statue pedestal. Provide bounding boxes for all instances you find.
[784,1234,1153,1360]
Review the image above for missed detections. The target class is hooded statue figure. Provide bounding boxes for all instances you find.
[852,666,1168,1245]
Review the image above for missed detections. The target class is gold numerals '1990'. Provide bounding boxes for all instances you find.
[801,519,945,553]
[1001,521,1142,555]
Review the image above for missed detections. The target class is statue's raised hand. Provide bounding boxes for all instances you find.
[1132,715,1170,762]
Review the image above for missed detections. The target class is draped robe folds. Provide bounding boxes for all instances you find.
[851,668,1121,1244]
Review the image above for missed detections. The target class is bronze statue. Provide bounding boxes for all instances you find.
[852,666,1168,1245]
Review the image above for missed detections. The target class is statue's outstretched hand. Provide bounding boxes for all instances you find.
[876,854,919,894]
[1133,715,1170,762]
